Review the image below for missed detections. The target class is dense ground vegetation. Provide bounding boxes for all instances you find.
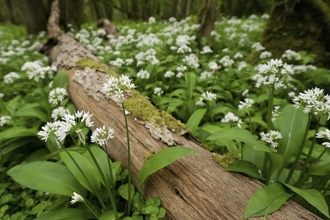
[1,13,330,219]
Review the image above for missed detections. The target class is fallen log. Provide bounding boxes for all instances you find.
[40,1,322,219]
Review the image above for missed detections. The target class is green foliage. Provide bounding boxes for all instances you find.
[137,147,197,191]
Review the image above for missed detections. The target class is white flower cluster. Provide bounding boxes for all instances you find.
[135,48,159,66]
[21,61,57,82]
[260,130,282,148]
[38,111,94,143]
[4,72,20,84]
[292,87,330,119]
[49,88,68,105]
[91,125,115,146]
[195,91,217,107]
[238,98,254,110]
[221,112,242,128]
[182,54,199,69]
[137,69,150,79]
[154,87,164,96]
[102,75,136,103]
[252,59,293,89]
[219,55,235,67]
[281,49,301,61]
[316,129,330,148]
[0,115,11,127]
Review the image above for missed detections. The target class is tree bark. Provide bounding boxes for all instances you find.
[259,0,330,68]
[40,1,322,219]
[19,0,48,34]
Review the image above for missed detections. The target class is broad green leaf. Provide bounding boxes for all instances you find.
[273,104,308,167]
[242,146,265,170]
[137,147,196,190]
[244,183,292,219]
[0,127,37,142]
[1,138,34,156]
[186,108,207,133]
[60,150,101,194]
[52,70,68,89]
[207,128,271,152]
[267,152,284,182]
[283,183,329,217]
[118,183,135,201]
[99,210,124,220]
[226,160,265,180]
[308,163,330,176]
[83,146,116,187]
[15,106,48,122]
[185,72,196,100]
[35,208,88,220]
[7,161,85,196]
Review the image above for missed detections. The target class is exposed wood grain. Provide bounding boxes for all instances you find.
[40,1,322,219]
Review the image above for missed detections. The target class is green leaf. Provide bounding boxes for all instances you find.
[186,108,207,133]
[207,128,271,152]
[83,146,116,187]
[60,150,101,194]
[99,210,124,220]
[137,147,196,190]
[35,208,88,220]
[52,70,68,89]
[185,72,196,100]
[7,161,85,196]
[15,103,48,122]
[244,183,292,219]
[226,160,265,180]
[273,104,308,167]
[118,183,135,201]
[283,183,329,217]
[0,127,37,142]
[267,152,284,182]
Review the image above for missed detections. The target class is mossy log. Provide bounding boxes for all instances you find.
[40,1,322,219]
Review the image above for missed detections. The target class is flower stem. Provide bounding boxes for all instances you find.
[122,103,132,215]
[267,86,274,132]
[295,117,321,187]
[285,114,312,184]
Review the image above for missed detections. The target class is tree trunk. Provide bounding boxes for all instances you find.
[195,0,219,49]
[39,1,322,219]
[185,0,192,17]
[258,0,330,68]
[19,0,48,34]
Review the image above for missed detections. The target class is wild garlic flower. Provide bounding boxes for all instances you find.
[102,75,136,103]
[251,42,265,51]
[49,88,68,105]
[137,69,150,79]
[238,61,247,71]
[0,116,11,127]
[148,16,156,24]
[21,61,56,82]
[292,87,330,118]
[260,130,282,148]
[91,126,115,146]
[200,71,213,79]
[0,93,4,99]
[208,62,219,70]
[238,98,254,110]
[109,58,125,68]
[51,106,71,120]
[38,121,62,141]
[4,72,20,84]
[183,54,199,69]
[219,55,234,67]
[221,112,242,128]
[252,59,293,89]
[259,51,272,60]
[316,129,330,148]
[154,87,164,96]
[176,72,184,78]
[234,52,244,59]
[164,71,175,78]
[200,46,213,54]
[272,106,281,122]
[70,192,84,204]
[281,49,301,61]
[195,91,217,107]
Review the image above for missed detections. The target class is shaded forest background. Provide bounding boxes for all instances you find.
[0,0,273,34]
